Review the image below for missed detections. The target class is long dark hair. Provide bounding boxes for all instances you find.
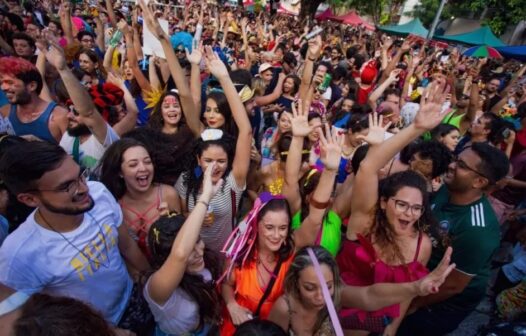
[99,138,153,200]
[148,215,222,331]
[205,91,238,137]
[183,135,236,207]
[148,91,186,131]
[371,170,436,265]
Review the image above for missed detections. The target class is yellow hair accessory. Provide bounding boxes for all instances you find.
[152,227,160,245]
[0,135,9,143]
[280,150,310,156]
[238,85,255,103]
[304,168,319,187]
[143,86,166,110]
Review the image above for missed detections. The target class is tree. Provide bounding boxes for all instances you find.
[299,0,324,19]
[411,0,526,36]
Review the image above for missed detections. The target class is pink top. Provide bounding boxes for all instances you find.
[336,233,428,322]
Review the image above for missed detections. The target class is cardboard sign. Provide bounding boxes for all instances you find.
[142,18,169,58]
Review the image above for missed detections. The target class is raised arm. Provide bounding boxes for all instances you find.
[186,43,204,122]
[368,69,401,111]
[106,72,138,136]
[341,247,455,310]
[294,124,342,250]
[119,20,152,92]
[282,99,313,214]
[255,72,285,107]
[299,35,321,100]
[35,51,52,102]
[103,45,116,74]
[59,1,74,45]
[104,0,118,27]
[204,46,252,187]
[349,82,448,239]
[147,164,222,305]
[39,42,109,144]
[139,0,201,136]
[93,16,106,52]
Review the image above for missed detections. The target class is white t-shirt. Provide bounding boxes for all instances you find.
[59,124,120,169]
[144,268,211,334]
[0,181,132,324]
[176,172,245,252]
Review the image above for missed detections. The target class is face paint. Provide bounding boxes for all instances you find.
[163,96,178,105]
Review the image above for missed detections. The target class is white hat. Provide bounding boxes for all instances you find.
[258,63,273,74]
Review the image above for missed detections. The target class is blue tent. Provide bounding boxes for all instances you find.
[435,26,505,47]
[496,46,526,62]
[379,18,429,38]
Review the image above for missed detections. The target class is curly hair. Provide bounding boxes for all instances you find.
[148,215,222,331]
[148,91,186,131]
[371,170,436,265]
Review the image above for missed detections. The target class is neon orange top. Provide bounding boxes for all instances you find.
[220,254,293,336]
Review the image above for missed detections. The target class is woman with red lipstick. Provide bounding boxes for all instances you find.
[337,82,449,335]
[175,46,253,253]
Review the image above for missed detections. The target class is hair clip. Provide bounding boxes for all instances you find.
[201,129,223,141]
[166,211,179,218]
[280,150,310,156]
[304,168,319,187]
[170,88,180,95]
[152,227,160,244]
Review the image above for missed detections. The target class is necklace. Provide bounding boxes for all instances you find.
[37,210,111,269]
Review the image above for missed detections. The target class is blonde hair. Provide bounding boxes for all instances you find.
[252,77,267,97]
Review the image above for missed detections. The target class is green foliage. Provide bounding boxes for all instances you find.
[411,0,526,35]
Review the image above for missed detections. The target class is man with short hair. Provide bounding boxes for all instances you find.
[0,141,152,334]
[399,142,510,336]
[484,76,502,112]
[0,56,67,143]
[11,32,36,61]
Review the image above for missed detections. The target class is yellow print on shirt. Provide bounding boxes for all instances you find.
[70,224,117,281]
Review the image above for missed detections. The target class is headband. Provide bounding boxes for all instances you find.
[219,192,285,283]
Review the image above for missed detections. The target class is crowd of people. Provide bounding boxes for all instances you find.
[0,0,525,335]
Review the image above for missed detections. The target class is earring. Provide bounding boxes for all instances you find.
[194,166,203,178]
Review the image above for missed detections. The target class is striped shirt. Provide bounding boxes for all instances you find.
[175,172,245,253]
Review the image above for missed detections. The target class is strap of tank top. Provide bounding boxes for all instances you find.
[307,247,343,336]
[231,189,237,230]
[443,109,456,124]
[413,231,423,262]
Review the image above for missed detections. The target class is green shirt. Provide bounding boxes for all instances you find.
[291,210,342,257]
[428,185,500,311]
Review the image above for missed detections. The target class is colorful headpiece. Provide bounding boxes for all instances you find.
[219,192,285,283]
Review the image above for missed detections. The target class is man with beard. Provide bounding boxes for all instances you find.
[0,56,67,143]
[39,43,122,171]
[0,141,152,334]
[398,143,510,336]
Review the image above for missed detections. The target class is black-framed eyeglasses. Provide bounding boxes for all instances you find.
[391,198,424,216]
[175,49,185,54]
[28,168,89,195]
[453,157,489,180]
[81,38,94,43]
[68,105,80,116]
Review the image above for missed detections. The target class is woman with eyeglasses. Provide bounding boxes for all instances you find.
[337,82,448,335]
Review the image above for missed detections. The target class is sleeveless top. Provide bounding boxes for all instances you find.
[336,233,428,328]
[442,109,465,130]
[283,295,336,336]
[291,210,342,257]
[220,255,294,336]
[9,102,58,143]
[119,185,163,259]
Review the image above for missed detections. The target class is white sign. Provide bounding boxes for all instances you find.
[142,19,169,59]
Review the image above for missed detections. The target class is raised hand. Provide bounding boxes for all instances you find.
[416,247,455,296]
[307,34,322,59]
[138,0,168,41]
[117,19,130,35]
[201,162,224,202]
[413,80,449,131]
[290,99,313,137]
[37,41,66,71]
[106,72,125,88]
[203,45,229,80]
[186,40,203,65]
[387,69,402,83]
[319,123,343,171]
[356,112,390,146]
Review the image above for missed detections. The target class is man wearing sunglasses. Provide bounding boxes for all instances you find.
[0,141,151,334]
[399,142,510,335]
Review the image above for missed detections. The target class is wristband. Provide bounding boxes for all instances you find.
[309,196,330,210]
[197,200,209,208]
[308,56,317,62]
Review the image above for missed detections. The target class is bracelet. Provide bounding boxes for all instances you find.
[309,196,330,210]
[308,56,317,62]
[197,200,209,208]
